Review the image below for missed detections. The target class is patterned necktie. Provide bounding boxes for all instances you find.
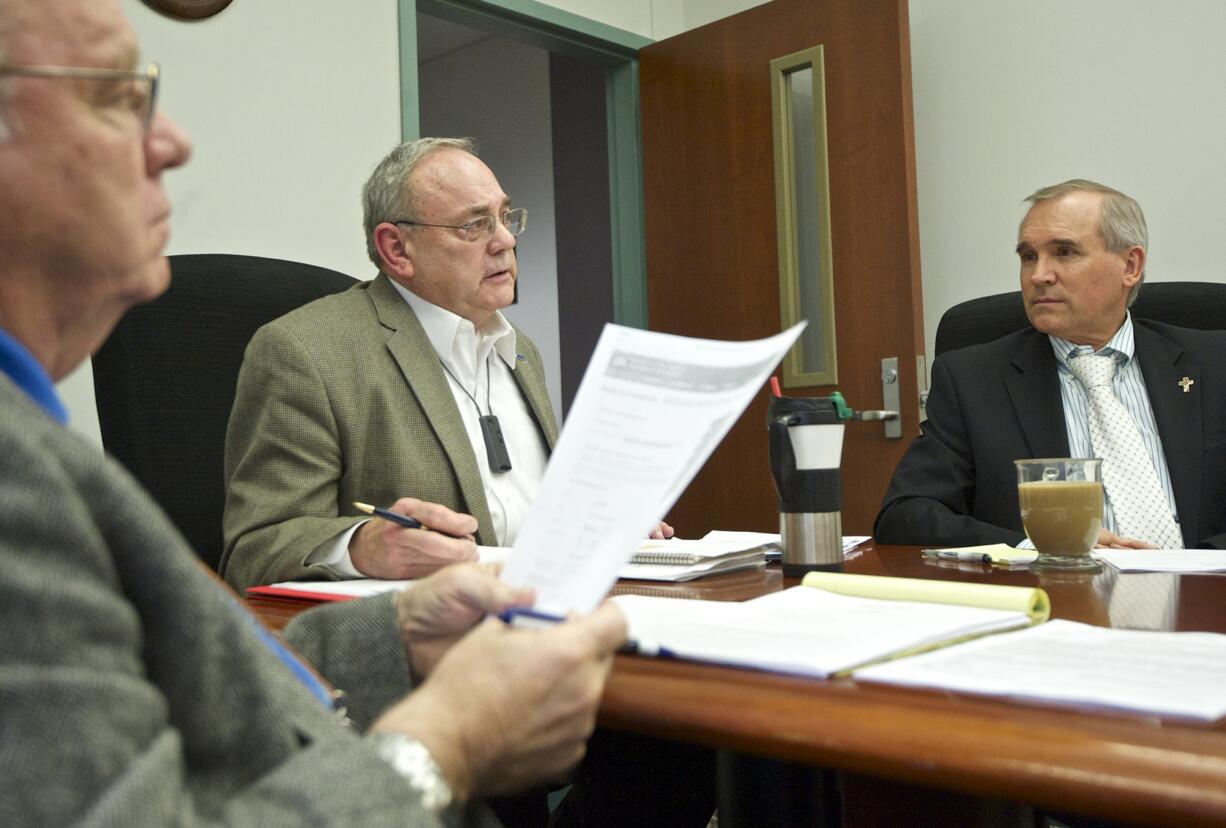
[1068,354,1183,548]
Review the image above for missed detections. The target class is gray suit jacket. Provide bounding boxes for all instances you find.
[221,274,558,590]
[0,375,499,826]
[875,321,1226,549]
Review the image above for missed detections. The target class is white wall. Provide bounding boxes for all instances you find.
[418,35,562,420]
[909,0,1226,361]
[58,0,402,445]
[64,0,1226,442]
[528,0,768,40]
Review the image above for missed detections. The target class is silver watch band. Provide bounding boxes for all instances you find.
[369,732,454,812]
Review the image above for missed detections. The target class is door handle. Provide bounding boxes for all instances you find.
[868,357,902,439]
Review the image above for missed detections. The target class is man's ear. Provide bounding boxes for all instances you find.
[1121,244,1145,290]
[372,223,414,280]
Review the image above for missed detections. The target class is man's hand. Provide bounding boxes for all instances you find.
[371,602,627,802]
[648,520,674,540]
[396,563,533,679]
[1095,527,1156,549]
[350,497,479,579]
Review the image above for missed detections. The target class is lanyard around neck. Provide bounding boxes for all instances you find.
[440,353,512,474]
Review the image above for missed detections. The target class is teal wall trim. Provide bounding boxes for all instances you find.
[398,0,420,140]
[606,61,647,328]
[403,0,650,328]
[419,0,650,62]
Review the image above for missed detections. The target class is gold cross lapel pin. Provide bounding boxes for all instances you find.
[1178,376,1195,393]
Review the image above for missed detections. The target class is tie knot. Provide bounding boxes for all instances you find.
[1069,353,1117,388]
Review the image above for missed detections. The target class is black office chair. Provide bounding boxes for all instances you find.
[934,281,1226,357]
[92,254,359,571]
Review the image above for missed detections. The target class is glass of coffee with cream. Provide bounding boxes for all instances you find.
[1015,458,1103,571]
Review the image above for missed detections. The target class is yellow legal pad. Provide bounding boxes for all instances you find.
[801,571,1050,623]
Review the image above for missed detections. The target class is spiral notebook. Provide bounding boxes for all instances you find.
[618,537,769,582]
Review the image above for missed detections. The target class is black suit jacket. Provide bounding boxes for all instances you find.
[875,320,1226,549]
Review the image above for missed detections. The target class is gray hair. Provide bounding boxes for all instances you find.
[1023,178,1148,307]
[361,136,477,269]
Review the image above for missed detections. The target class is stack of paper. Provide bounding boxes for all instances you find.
[247,579,412,602]
[246,547,510,602]
[614,573,1047,678]
[854,619,1226,721]
[619,537,768,582]
[1095,549,1226,573]
[699,530,871,562]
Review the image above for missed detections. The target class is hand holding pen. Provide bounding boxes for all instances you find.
[348,497,478,580]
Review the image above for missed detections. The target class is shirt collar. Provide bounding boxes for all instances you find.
[389,279,519,369]
[0,327,68,424]
[1049,311,1135,370]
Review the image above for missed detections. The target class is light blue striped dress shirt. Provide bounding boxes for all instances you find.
[1049,312,1180,536]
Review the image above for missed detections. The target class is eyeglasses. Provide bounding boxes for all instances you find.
[0,62,160,131]
[393,207,529,243]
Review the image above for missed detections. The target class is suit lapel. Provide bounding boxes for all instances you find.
[1005,332,1070,458]
[368,276,496,544]
[1134,324,1200,544]
[507,333,559,451]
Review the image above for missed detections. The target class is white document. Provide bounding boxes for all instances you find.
[701,530,870,561]
[613,585,1030,679]
[1095,549,1226,573]
[500,323,805,615]
[255,579,413,600]
[618,558,765,582]
[855,619,1226,721]
[251,547,511,601]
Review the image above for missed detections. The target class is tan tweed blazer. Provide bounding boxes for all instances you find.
[221,273,558,590]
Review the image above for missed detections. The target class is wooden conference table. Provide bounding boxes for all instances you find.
[249,543,1226,827]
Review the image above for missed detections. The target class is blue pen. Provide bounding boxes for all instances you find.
[497,608,668,657]
[353,501,424,529]
[498,607,566,627]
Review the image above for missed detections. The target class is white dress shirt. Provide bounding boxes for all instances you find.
[307,283,549,576]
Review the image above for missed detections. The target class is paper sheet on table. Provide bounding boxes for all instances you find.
[1095,549,1226,573]
[854,619,1226,721]
[613,585,1031,679]
[246,547,511,602]
[499,322,805,615]
[701,530,871,560]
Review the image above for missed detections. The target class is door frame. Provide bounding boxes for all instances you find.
[398,0,651,329]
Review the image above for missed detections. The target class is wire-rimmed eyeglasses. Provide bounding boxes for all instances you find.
[0,62,160,131]
[393,207,529,243]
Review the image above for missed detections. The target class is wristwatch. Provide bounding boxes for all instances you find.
[369,732,454,812]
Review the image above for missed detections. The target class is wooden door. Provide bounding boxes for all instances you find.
[641,0,924,536]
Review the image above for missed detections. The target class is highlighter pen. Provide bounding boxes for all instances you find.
[921,548,992,564]
[352,501,468,539]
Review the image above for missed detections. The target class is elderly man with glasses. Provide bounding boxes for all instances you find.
[0,2,635,825]
[222,138,565,590]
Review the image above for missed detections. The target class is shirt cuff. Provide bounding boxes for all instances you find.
[305,520,369,578]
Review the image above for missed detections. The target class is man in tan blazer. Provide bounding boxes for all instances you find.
[223,139,559,590]
[220,140,711,828]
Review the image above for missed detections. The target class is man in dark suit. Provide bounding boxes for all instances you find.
[876,179,1226,549]
[0,1,626,824]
